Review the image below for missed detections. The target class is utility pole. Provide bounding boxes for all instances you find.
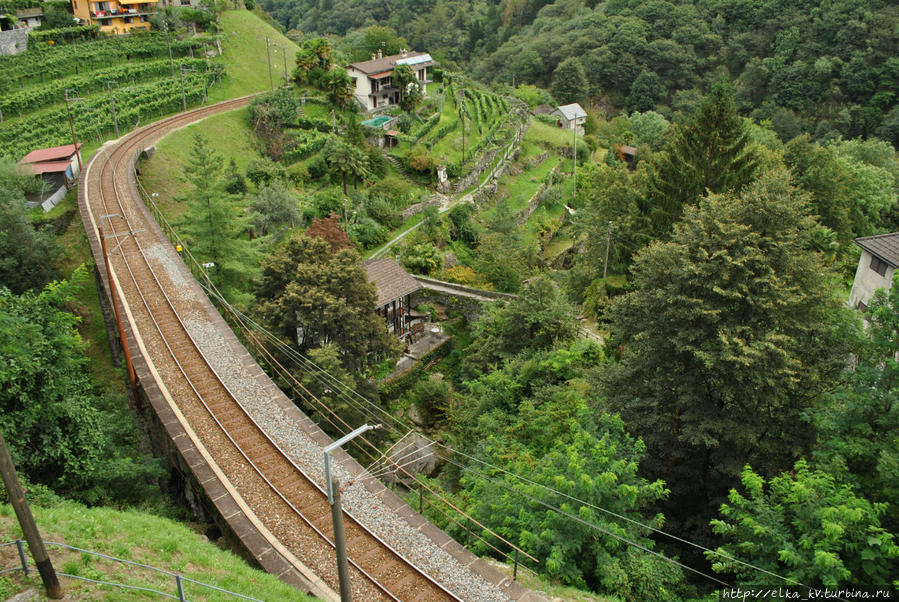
[0,428,63,599]
[106,81,119,138]
[602,221,613,283]
[572,122,577,200]
[265,37,273,90]
[282,46,289,85]
[63,90,82,172]
[324,424,378,602]
[164,21,175,80]
[179,64,187,112]
[461,96,466,164]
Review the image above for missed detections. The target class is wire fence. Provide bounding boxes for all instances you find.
[0,539,262,601]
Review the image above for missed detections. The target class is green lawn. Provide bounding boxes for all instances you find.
[0,500,314,601]
[140,106,258,221]
[526,119,577,149]
[208,10,301,103]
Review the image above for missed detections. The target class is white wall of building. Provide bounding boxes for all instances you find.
[848,250,895,309]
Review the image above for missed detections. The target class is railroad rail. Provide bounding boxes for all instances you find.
[77,98,481,601]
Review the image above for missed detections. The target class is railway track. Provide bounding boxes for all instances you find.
[80,98,460,601]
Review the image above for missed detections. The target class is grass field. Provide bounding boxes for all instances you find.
[526,119,577,149]
[208,10,301,103]
[140,106,257,222]
[0,500,314,601]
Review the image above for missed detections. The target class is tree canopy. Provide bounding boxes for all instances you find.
[604,169,852,533]
[255,232,401,373]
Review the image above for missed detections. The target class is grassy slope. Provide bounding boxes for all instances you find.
[0,501,314,601]
[208,10,300,103]
[140,107,257,221]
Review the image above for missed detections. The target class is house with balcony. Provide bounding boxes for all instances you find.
[347,49,436,113]
[70,0,156,34]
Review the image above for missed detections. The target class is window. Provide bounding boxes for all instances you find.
[870,255,889,277]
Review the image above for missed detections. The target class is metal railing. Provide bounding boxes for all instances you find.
[1,539,262,601]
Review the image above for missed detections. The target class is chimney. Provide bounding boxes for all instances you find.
[377,49,382,59]
[401,48,407,57]
[371,53,376,60]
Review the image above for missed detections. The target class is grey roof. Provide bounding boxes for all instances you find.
[348,51,435,76]
[552,103,587,121]
[855,231,899,268]
[363,257,422,307]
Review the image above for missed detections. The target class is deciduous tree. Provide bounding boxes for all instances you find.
[255,232,401,373]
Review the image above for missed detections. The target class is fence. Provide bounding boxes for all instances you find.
[0,539,262,601]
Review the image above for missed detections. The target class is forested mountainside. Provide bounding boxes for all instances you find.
[259,0,899,143]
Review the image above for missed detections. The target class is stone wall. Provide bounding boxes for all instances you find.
[0,28,29,56]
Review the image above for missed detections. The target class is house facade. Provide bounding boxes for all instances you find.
[70,0,156,34]
[347,49,435,113]
[363,257,423,339]
[550,103,587,135]
[19,143,82,211]
[848,232,899,311]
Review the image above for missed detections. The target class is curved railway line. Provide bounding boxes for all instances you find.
[77,97,486,601]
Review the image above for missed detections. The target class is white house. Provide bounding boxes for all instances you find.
[19,143,82,211]
[848,231,899,311]
[550,103,587,135]
[347,49,436,113]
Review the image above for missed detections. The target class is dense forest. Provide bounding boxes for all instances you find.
[259,0,899,144]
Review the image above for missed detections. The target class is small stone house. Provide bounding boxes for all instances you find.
[19,143,82,211]
[848,231,899,311]
[363,257,423,339]
[347,49,436,113]
[550,103,587,135]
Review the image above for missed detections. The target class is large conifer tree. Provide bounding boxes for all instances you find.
[644,81,756,238]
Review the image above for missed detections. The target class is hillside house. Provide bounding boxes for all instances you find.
[15,7,42,28]
[70,0,157,33]
[19,143,82,211]
[363,257,423,339]
[848,231,899,311]
[550,103,587,135]
[347,49,436,113]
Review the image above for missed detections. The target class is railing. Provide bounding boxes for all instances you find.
[0,539,262,601]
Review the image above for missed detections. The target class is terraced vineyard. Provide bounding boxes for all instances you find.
[0,32,223,159]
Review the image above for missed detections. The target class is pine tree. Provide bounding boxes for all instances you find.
[604,168,851,536]
[179,133,257,295]
[644,81,756,238]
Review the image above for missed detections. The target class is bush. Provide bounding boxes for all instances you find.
[402,243,441,274]
[306,155,328,180]
[245,156,290,186]
[311,188,342,217]
[349,216,388,248]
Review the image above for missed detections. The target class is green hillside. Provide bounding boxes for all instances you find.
[0,9,300,161]
[0,500,315,601]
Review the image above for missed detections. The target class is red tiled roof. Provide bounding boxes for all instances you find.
[19,143,81,164]
[22,161,72,175]
[370,71,394,79]
[363,257,422,307]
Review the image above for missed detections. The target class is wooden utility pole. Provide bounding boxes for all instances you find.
[164,21,175,80]
[63,90,82,172]
[265,38,273,90]
[106,81,119,138]
[602,221,613,283]
[0,428,63,599]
